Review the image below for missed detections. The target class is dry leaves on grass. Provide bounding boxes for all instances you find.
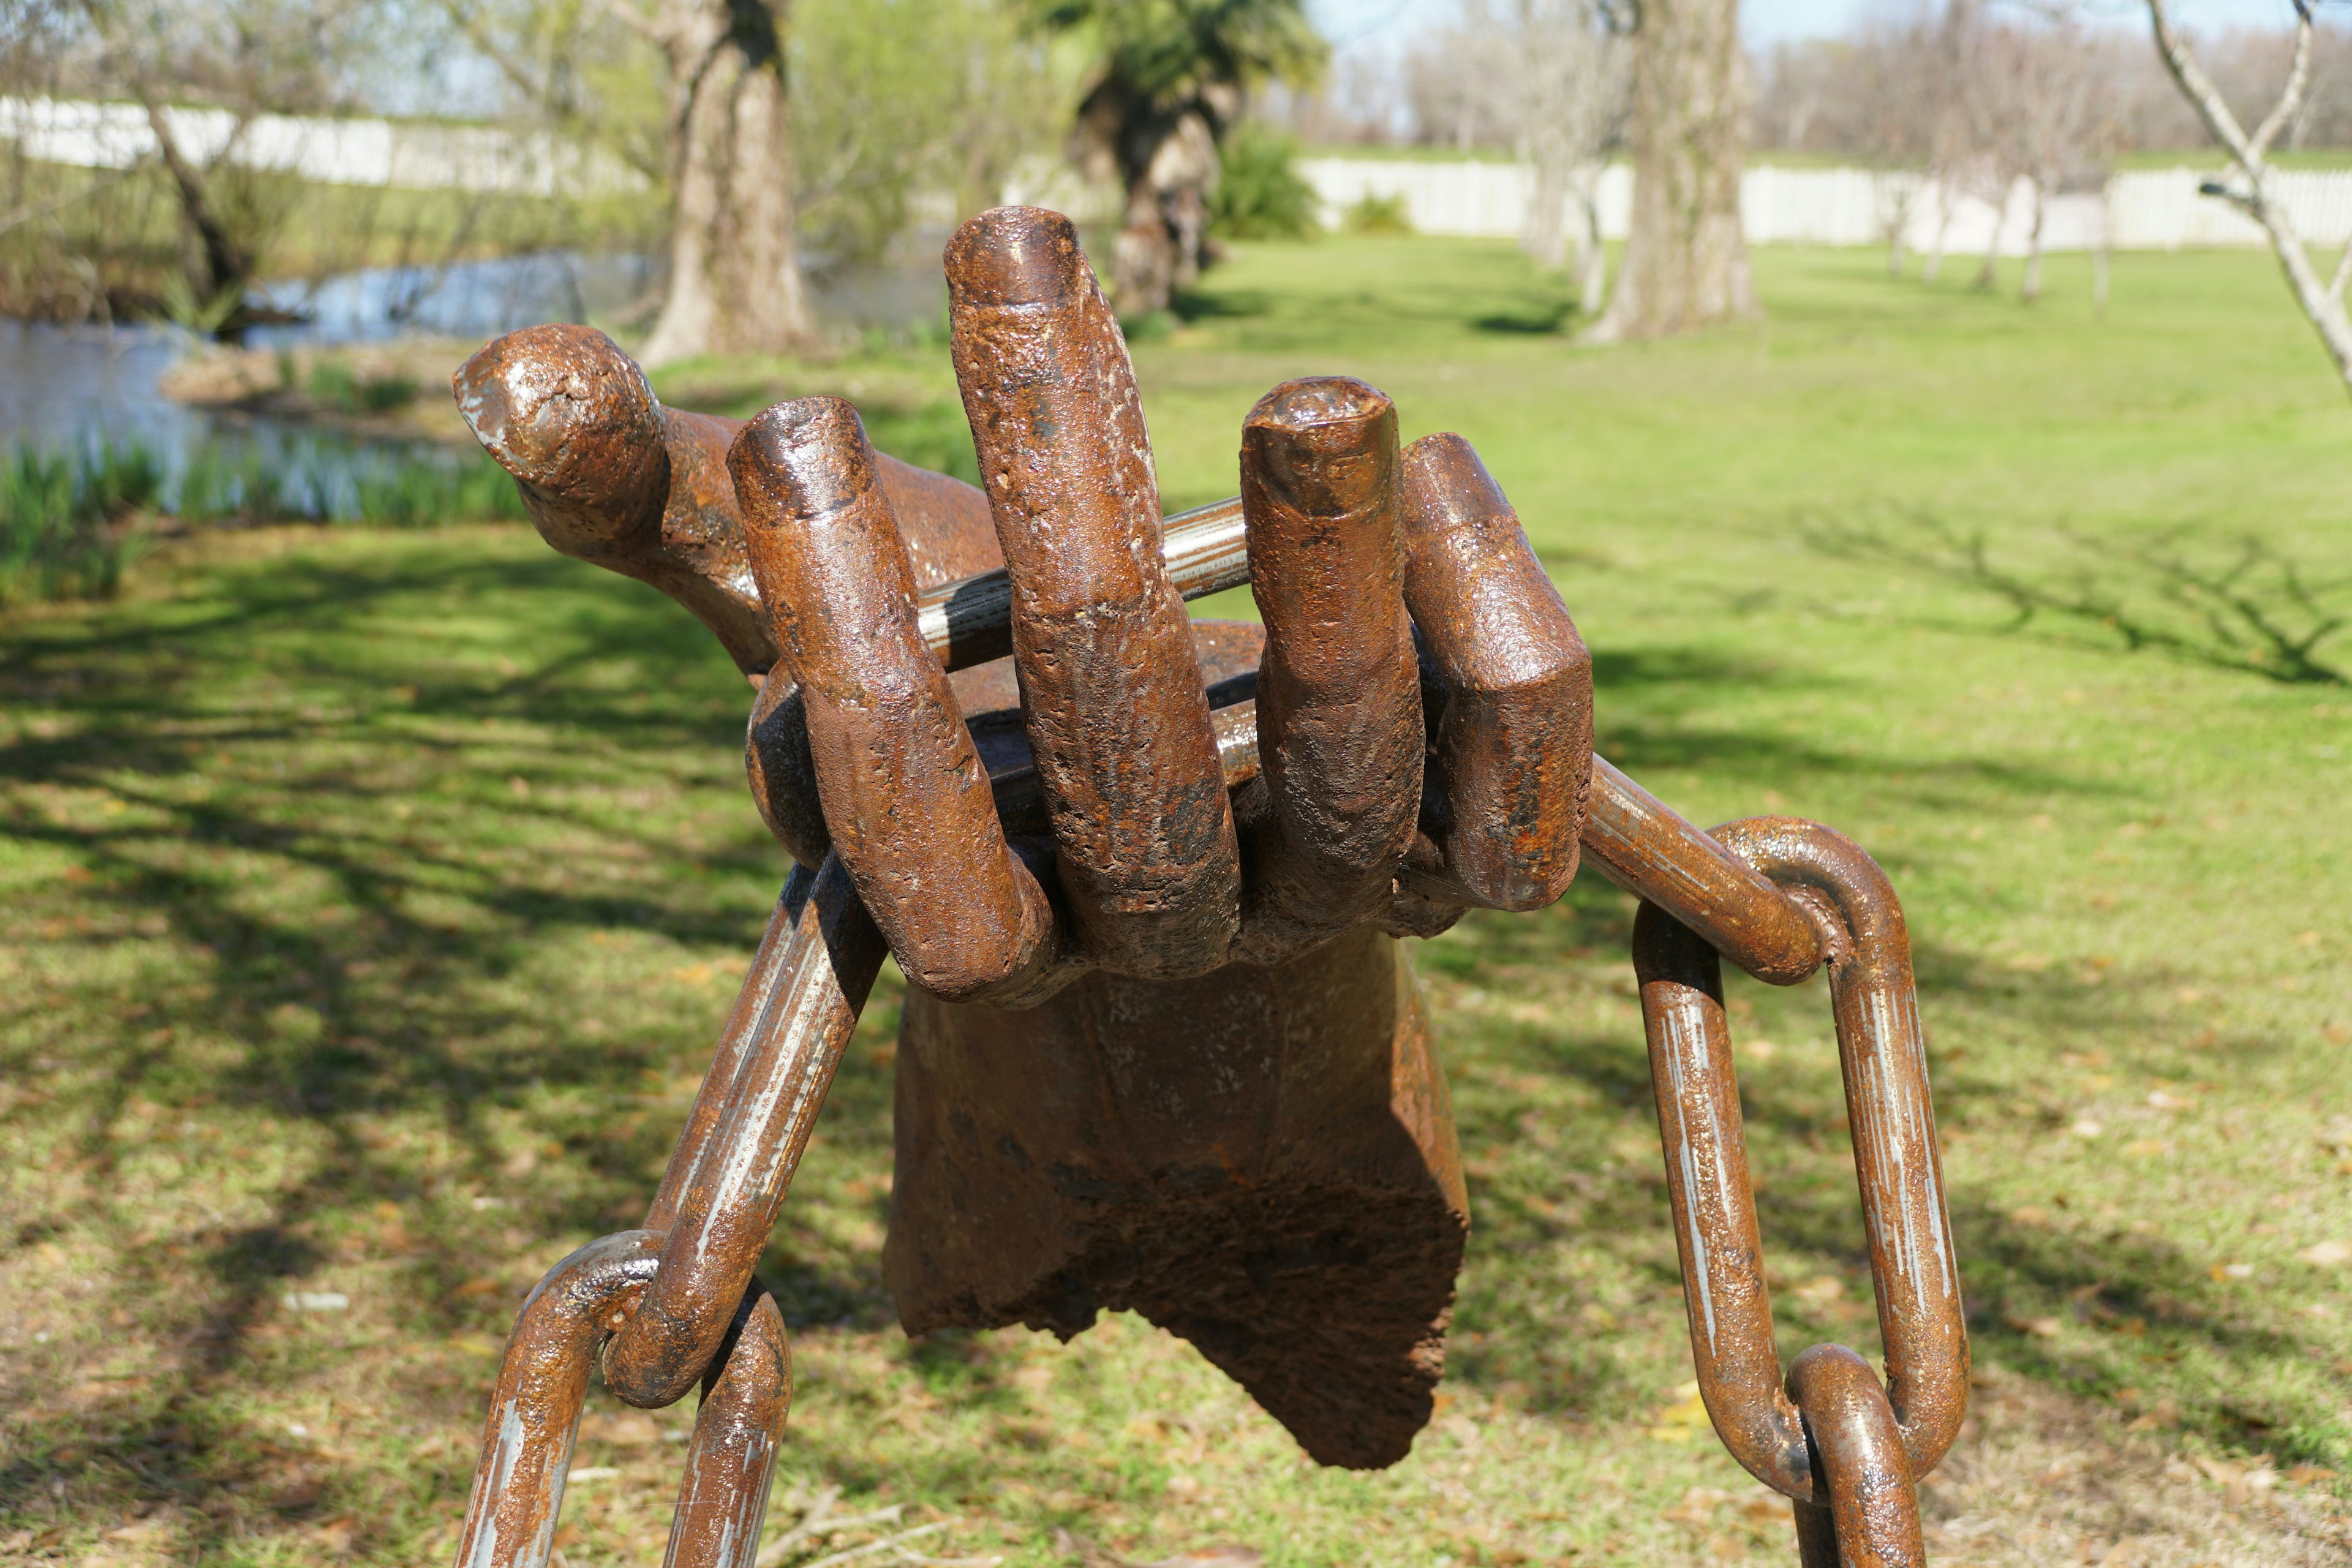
[1052,1528,1263,1568]
[756,1487,1001,1568]
[1917,1367,2350,1566]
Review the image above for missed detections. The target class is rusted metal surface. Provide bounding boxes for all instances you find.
[729,395,1060,1006]
[605,855,883,1411]
[453,1233,791,1568]
[888,922,1469,1471]
[1631,816,1962,1562]
[664,1284,792,1568]
[1788,1344,1928,1568]
[449,203,1963,1566]
[455,324,1000,679]
[456,1232,659,1568]
[1711,818,1969,1479]
[1585,759,1825,985]
[1235,377,1423,961]
[944,205,1243,980]
[1395,432,1594,914]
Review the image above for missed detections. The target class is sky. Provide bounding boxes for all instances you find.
[1308,0,2320,49]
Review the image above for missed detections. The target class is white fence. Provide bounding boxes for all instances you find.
[1302,156,2352,254]
[11,93,2348,254]
[0,96,644,198]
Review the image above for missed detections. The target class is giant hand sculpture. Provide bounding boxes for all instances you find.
[450,206,1962,1568]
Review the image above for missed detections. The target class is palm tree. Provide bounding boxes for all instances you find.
[1031,0,1325,315]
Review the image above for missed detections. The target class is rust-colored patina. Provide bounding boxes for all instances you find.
[445,204,1962,1567]
[451,1232,790,1568]
[944,206,1242,981]
[1632,816,1964,1566]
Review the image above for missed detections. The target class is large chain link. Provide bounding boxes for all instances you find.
[452,514,1966,1568]
[1628,815,1966,1568]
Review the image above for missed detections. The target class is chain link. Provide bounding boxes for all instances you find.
[1634,816,1966,1566]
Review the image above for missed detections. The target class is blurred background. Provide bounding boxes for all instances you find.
[0,0,2346,1565]
[13,0,2352,536]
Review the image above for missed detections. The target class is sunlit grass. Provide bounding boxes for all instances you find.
[1,239,2347,1566]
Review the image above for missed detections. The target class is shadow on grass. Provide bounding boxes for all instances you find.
[1,530,2335,1553]
[1433,877,2343,1466]
[1171,288,1270,323]
[1807,509,2351,686]
[1473,299,1578,335]
[1588,644,2113,807]
[0,533,903,1547]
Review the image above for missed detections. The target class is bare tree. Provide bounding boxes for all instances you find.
[1420,0,1627,307]
[57,0,373,328]
[1850,13,1942,276]
[1754,15,1943,276]
[1408,13,1519,150]
[1513,0,1630,310]
[1587,0,1755,341]
[2147,0,2352,393]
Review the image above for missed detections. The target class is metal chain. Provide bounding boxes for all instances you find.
[451,519,1967,1568]
[453,854,879,1568]
[1632,817,1967,1567]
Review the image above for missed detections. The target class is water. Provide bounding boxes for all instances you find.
[244,251,660,350]
[0,252,672,516]
[0,248,946,518]
[0,318,492,518]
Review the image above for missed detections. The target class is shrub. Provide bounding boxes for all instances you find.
[1212,124,1321,241]
[1346,192,1414,236]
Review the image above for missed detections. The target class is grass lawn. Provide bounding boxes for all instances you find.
[2,236,2348,1567]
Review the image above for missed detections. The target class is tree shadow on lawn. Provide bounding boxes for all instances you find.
[0,540,905,1545]
[1588,644,2109,810]
[1434,880,2344,1470]
[1472,298,1578,335]
[2,545,2329,1547]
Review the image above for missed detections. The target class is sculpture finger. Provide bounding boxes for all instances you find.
[456,323,1006,678]
[1396,434,1594,911]
[729,396,1060,1005]
[943,206,1240,979]
[1235,378,1423,962]
[455,323,777,674]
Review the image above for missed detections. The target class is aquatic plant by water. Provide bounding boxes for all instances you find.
[0,437,529,605]
[0,442,160,605]
[168,439,529,529]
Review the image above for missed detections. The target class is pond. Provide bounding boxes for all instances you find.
[0,249,939,519]
[0,254,663,518]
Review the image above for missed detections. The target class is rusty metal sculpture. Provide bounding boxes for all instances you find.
[449,205,1964,1568]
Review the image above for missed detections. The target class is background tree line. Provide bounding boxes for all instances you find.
[11,0,2352,362]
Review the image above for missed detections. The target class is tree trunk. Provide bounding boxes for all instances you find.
[1586,0,1754,342]
[2093,180,2111,320]
[1973,177,2007,290]
[1883,175,1916,278]
[1109,103,1222,318]
[2020,178,2045,301]
[142,99,252,309]
[1575,168,1608,312]
[641,0,814,368]
[1923,176,1953,282]
[1526,154,1570,272]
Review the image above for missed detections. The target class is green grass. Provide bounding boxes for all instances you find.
[2,239,2349,1566]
